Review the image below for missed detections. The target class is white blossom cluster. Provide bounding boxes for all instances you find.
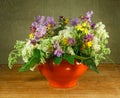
[92,22,110,65]
[22,41,35,62]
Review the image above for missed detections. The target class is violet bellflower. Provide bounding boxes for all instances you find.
[30,16,44,34]
[86,11,96,28]
[44,16,56,27]
[31,16,45,29]
[83,33,94,42]
[34,16,45,24]
[82,11,96,29]
[54,41,64,57]
[35,25,46,39]
[86,11,93,19]
[82,11,93,23]
[54,49,64,57]
[71,18,79,26]
[90,23,96,29]
[31,21,38,29]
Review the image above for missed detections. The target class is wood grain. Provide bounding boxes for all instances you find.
[0,64,120,98]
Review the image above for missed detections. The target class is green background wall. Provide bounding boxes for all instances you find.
[0,0,120,64]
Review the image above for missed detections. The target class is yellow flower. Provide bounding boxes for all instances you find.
[86,41,92,47]
[29,33,34,39]
[82,22,87,27]
[84,28,89,34]
[47,24,51,30]
[64,18,69,24]
[82,22,90,30]
[76,24,88,34]
[76,24,83,31]
[63,38,68,45]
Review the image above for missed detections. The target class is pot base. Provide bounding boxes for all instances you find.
[38,60,88,88]
[48,79,78,88]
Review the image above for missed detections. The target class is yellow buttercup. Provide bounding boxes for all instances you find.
[29,33,34,39]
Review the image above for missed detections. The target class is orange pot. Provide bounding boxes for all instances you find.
[38,59,88,88]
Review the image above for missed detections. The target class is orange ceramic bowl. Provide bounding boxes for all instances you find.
[38,59,88,88]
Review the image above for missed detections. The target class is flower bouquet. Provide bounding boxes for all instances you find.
[8,11,110,87]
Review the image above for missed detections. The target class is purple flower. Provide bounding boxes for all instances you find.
[90,22,96,29]
[54,49,64,57]
[31,16,45,29]
[68,38,75,45]
[83,34,94,42]
[30,40,37,45]
[54,41,64,57]
[31,21,39,29]
[59,16,64,21]
[71,18,79,26]
[30,26,36,33]
[35,25,46,39]
[86,11,93,18]
[54,41,60,49]
[82,11,93,23]
[44,16,56,27]
[34,16,45,24]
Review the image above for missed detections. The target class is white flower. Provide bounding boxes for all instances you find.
[37,39,52,53]
[67,47,75,55]
[92,37,101,52]
[22,41,35,62]
[52,36,60,42]
[92,22,109,53]
[95,22,109,39]
[59,26,74,38]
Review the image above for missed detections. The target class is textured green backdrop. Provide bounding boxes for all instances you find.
[0,0,120,64]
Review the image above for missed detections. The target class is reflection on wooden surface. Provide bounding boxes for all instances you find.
[0,64,120,98]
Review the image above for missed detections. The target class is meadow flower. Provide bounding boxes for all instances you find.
[83,34,94,42]
[8,11,110,73]
[68,38,75,45]
[30,26,36,33]
[59,16,64,21]
[54,41,64,57]
[35,25,46,39]
[71,18,79,26]
[29,33,34,39]
[82,11,93,22]
[64,18,69,24]
[34,16,45,24]
[44,16,56,27]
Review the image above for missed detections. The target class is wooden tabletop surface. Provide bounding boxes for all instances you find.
[0,64,120,98]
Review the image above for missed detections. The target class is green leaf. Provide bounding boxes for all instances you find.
[19,57,39,72]
[33,48,40,58]
[74,55,89,60]
[53,57,62,64]
[63,54,74,65]
[82,58,99,73]
[19,49,40,72]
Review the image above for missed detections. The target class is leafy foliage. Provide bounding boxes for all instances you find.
[53,57,62,65]
[8,50,19,69]
[63,54,74,65]
[8,41,25,69]
[19,49,40,72]
[82,58,99,73]
[8,12,111,73]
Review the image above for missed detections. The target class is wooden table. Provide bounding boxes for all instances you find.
[0,64,120,98]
